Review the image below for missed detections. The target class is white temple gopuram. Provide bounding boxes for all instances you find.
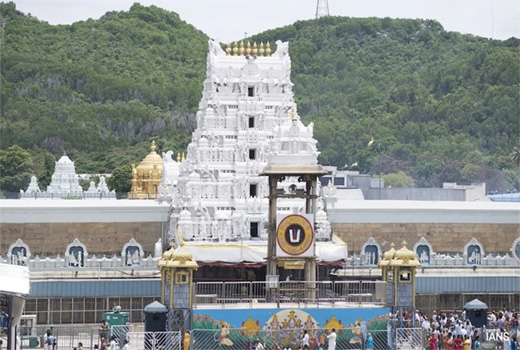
[158,40,345,263]
[20,154,115,199]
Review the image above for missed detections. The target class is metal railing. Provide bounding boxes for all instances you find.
[15,324,426,350]
[190,327,423,350]
[126,331,181,350]
[193,280,386,308]
[17,324,145,350]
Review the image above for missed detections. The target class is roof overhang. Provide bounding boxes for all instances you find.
[260,164,328,177]
[0,263,30,297]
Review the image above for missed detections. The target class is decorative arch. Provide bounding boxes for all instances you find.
[463,237,484,266]
[7,239,31,266]
[65,238,88,267]
[511,237,520,264]
[360,237,381,266]
[121,238,144,267]
[413,237,434,266]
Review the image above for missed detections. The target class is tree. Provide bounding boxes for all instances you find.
[510,146,520,166]
[383,171,415,188]
[0,145,33,195]
[107,164,132,194]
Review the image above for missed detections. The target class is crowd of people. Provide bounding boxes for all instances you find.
[417,309,519,350]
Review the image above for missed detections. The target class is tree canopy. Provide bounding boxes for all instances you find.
[1,2,519,193]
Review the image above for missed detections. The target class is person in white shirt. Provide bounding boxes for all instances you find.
[301,330,310,350]
[460,327,467,337]
[455,321,463,336]
[422,318,431,331]
[326,328,337,350]
[110,336,118,350]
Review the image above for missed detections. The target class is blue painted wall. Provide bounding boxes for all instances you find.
[193,307,390,329]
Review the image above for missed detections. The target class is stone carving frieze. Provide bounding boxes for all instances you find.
[413,237,435,266]
[463,237,484,266]
[361,237,381,266]
[65,238,88,268]
[7,239,31,266]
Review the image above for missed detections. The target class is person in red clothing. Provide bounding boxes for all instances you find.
[453,335,464,350]
[429,332,439,350]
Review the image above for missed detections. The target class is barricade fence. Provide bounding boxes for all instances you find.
[14,324,425,350]
[190,327,425,350]
[193,280,386,308]
[126,331,181,350]
[17,324,146,350]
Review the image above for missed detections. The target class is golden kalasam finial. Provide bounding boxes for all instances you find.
[226,42,231,56]
[252,42,258,56]
[233,42,238,56]
[176,152,181,162]
[151,140,156,152]
[266,42,271,56]
[239,41,245,56]
[259,42,264,56]
[182,152,186,161]
[246,41,251,56]
[291,107,296,120]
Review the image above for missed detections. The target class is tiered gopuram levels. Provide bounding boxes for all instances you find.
[159,40,332,243]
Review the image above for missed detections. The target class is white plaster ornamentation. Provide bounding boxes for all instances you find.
[360,237,381,266]
[413,237,435,266]
[7,239,31,266]
[65,238,88,267]
[511,237,520,264]
[121,238,144,267]
[159,40,331,244]
[21,155,115,199]
[463,237,485,266]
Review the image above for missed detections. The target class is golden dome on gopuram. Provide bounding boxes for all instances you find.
[129,140,163,199]
[135,140,163,175]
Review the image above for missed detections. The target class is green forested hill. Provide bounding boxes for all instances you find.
[1,2,519,194]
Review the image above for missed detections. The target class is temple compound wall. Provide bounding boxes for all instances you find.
[325,199,519,255]
[1,199,518,257]
[0,200,169,256]
[336,223,518,254]
[1,222,164,256]
[2,221,516,256]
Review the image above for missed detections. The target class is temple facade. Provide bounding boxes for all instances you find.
[158,40,333,245]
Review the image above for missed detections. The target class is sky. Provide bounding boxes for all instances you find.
[11,0,520,41]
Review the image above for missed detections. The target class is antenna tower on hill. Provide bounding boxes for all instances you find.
[316,0,330,18]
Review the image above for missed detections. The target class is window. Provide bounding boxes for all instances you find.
[333,177,345,186]
[176,271,189,285]
[249,116,255,128]
[399,269,411,283]
[250,222,259,238]
[250,184,257,197]
[248,87,254,97]
[249,149,256,160]
[387,270,394,282]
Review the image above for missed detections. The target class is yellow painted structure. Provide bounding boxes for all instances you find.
[129,141,163,199]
